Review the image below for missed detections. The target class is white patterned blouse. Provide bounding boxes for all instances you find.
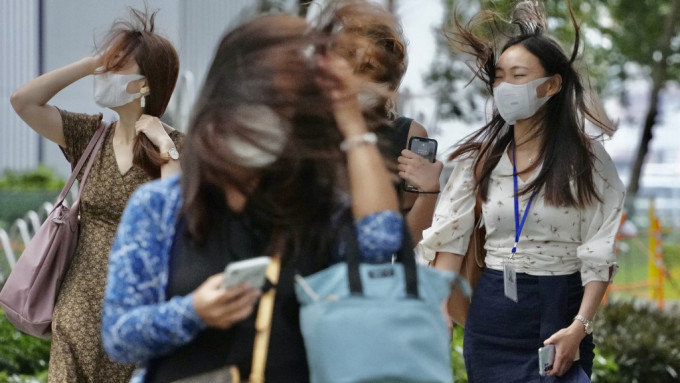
[416,139,625,285]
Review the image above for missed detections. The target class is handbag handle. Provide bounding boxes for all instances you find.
[248,244,283,383]
[54,121,109,208]
[345,220,419,299]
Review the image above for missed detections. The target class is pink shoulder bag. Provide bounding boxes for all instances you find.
[0,121,109,338]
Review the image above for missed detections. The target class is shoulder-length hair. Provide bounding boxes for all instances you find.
[97,7,180,178]
[445,0,612,208]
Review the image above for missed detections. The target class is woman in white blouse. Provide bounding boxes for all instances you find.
[418,2,625,382]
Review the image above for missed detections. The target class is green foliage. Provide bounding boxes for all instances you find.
[0,167,65,229]
[0,310,50,377]
[427,0,680,123]
[663,243,680,271]
[0,166,65,191]
[594,301,680,382]
[0,371,47,383]
[451,325,468,382]
[592,347,619,383]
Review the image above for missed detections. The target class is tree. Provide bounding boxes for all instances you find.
[426,0,680,207]
[607,0,680,209]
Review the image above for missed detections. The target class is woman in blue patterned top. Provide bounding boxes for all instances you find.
[102,13,403,383]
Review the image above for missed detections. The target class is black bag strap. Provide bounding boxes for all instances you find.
[345,218,419,299]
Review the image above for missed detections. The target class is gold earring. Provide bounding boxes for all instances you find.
[140,86,149,108]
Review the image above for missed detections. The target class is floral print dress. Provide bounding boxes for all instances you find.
[48,109,183,383]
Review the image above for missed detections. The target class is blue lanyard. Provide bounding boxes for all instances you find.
[512,142,535,255]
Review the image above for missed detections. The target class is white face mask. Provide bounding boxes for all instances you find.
[227,105,289,168]
[93,69,145,108]
[493,77,553,125]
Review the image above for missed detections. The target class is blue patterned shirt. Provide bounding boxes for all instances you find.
[102,174,402,382]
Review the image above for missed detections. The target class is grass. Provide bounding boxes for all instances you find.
[609,234,680,301]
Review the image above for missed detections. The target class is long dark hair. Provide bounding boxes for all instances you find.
[98,7,180,178]
[446,0,612,208]
[181,14,382,260]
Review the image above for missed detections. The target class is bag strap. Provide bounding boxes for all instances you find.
[248,253,282,383]
[55,121,109,208]
[346,221,419,299]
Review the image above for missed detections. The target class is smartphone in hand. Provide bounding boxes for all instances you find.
[222,256,271,290]
[538,344,556,376]
[403,136,438,193]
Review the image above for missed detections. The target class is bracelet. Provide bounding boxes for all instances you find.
[340,132,378,152]
[418,190,440,194]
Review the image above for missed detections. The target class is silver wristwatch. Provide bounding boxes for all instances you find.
[574,314,593,334]
[160,147,179,161]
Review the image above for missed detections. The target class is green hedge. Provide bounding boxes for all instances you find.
[0,167,65,229]
[594,301,680,382]
[0,310,50,378]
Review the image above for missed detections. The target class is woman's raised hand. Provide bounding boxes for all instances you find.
[192,273,261,329]
[314,52,366,138]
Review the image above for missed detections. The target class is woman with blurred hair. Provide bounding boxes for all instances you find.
[10,7,181,382]
[327,0,444,243]
[418,1,624,381]
[102,12,402,383]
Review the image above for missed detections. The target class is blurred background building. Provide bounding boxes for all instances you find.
[0,0,297,178]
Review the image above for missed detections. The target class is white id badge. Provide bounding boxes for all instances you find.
[503,263,518,302]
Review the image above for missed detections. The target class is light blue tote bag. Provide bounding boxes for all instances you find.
[295,227,470,383]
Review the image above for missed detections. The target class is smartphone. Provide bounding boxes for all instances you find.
[403,136,438,192]
[222,256,271,290]
[538,344,556,376]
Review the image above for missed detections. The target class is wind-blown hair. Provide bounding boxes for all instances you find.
[446,0,612,208]
[181,14,389,260]
[97,7,180,178]
[314,0,407,119]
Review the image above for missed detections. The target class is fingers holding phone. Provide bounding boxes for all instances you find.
[398,137,443,193]
[192,273,261,329]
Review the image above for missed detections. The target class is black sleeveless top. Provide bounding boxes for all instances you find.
[145,202,351,383]
[389,116,413,159]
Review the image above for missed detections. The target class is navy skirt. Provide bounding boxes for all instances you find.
[463,269,594,383]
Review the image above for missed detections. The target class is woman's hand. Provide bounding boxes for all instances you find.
[314,52,365,138]
[89,54,105,74]
[135,114,175,152]
[398,149,444,193]
[543,321,586,376]
[192,273,261,329]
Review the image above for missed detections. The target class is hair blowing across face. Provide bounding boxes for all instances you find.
[181,14,352,258]
[98,7,180,178]
[446,0,608,209]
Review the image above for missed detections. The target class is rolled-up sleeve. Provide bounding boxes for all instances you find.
[415,156,477,262]
[577,142,625,285]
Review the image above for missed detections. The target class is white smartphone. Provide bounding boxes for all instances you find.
[222,256,271,290]
[538,344,556,376]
